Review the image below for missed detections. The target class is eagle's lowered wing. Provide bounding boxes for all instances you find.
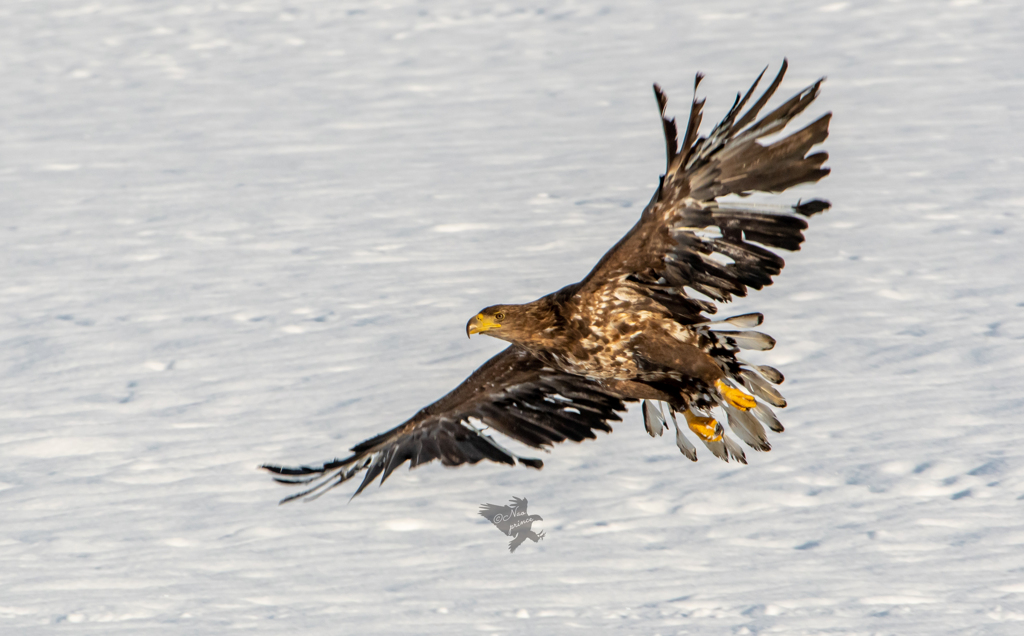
[577,60,831,323]
[262,347,629,502]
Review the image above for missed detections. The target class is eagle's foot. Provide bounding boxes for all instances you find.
[716,379,756,411]
[683,409,723,442]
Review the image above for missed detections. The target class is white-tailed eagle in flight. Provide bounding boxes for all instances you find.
[263,60,831,502]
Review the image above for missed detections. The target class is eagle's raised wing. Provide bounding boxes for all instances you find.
[577,60,831,323]
[262,346,629,502]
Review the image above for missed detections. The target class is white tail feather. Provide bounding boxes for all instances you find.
[724,405,771,451]
[753,364,784,385]
[736,359,785,384]
[738,369,787,407]
[700,436,729,461]
[752,401,784,433]
[666,408,697,460]
[642,400,666,437]
[722,435,748,464]
[671,416,698,461]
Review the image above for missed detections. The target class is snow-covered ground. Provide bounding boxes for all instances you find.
[3,0,1023,633]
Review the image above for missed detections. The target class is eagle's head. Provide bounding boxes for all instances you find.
[466,304,531,342]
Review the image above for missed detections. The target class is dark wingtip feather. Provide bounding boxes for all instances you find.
[732,59,788,132]
[653,83,667,110]
[261,461,338,477]
[654,83,678,171]
[278,491,308,505]
[795,198,831,216]
[518,456,544,469]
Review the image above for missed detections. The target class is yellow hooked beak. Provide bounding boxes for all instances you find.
[466,313,501,338]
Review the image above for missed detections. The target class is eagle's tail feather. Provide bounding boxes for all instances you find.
[714,359,787,451]
[667,408,699,461]
[695,430,747,464]
[745,362,784,385]
[723,405,771,452]
[689,322,790,455]
[738,369,787,407]
[723,435,748,464]
[642,400,668,437]
[752,400,784,433]
[701,437,729,461]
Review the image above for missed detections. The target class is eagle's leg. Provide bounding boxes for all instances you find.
[630,332,756,412]
[683,409,724,442]
[715,379,756,411]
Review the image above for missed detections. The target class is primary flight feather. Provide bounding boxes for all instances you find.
[263,60,831,502]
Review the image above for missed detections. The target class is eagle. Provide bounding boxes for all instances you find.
[263,60,831,503]
[479,497,545,553]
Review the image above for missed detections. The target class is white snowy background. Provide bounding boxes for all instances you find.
[3,0,1023,633]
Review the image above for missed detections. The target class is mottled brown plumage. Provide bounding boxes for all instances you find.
[264,60,831,501]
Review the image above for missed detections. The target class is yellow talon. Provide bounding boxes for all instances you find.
[716,379,756,411]
[683,409,723,442]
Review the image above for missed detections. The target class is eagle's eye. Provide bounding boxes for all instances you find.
[495,312,506,321]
